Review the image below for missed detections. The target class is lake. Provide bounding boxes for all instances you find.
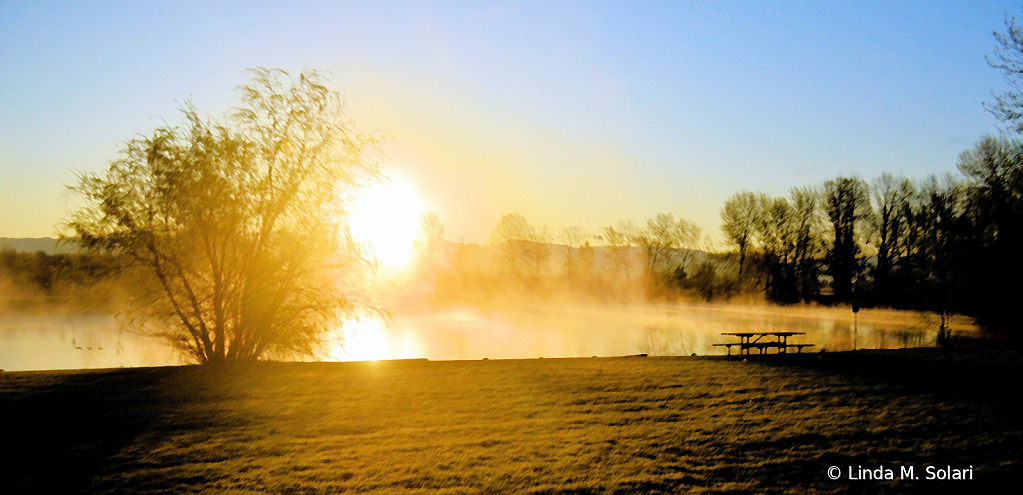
[0,303,968,371]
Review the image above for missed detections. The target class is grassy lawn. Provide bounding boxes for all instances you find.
[1,349,1019,494]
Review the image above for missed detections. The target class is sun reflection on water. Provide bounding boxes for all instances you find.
[329,317,424,362]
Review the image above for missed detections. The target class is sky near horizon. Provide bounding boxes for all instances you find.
[1,1,1019,245]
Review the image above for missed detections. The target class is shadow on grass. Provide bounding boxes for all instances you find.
[0,364,260,493]
[757,345,1023,491]
[763,345,1023,405]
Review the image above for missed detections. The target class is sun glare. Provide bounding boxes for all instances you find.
[331,318,390,362]
[329,317,424,362]
[349,176,426,269]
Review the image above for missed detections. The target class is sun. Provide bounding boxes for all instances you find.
[348,175,426,269]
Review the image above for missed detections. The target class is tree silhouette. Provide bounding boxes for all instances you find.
[917,175,974,344]
[956,137,1023,332]
[599,221,638,285]
[490,213,532,278]
[720,191,764,276]
[788,187,826,302]
[824,177,869,302]
[986,13,1023,133]
[65,68,383,364]
[869,174,911,304]
[637,213,700,292]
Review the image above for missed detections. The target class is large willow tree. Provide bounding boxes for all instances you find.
[66,68,382,364]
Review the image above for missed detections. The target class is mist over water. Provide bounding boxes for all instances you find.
[0,302,974,371]
[347,303,961,362]
[0,314,180,371]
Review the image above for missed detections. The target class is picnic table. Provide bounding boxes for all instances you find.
[712,331,814,358]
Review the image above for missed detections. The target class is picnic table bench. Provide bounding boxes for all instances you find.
[713,332,814,358]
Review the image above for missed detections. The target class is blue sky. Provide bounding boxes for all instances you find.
[1,1,1019,243]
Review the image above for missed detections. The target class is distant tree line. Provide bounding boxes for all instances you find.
[421,11,1023,340]
[0,248,124,312]
[418,210,712,307]
[409,135,1020,340]
[718,136,1022,339]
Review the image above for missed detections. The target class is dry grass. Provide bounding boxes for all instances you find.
[1,349,1019,494]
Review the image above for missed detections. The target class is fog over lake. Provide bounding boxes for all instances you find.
[1,304,964,371]
[0,314,179,371]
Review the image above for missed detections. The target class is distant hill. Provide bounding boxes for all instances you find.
[0,237,715,266]
[0,238,76,254]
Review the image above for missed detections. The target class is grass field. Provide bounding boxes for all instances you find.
[1,348,1019,494]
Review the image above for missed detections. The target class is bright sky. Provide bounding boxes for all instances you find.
[1,1,1019,245]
